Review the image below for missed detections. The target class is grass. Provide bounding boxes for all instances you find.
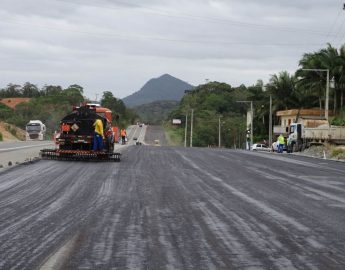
[331,147,345,160]
[164,123,184,146]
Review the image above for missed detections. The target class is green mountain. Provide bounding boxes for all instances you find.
[133,100,179,124]
[122,74,193,108]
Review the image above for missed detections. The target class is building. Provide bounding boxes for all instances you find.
[273,108,331,136]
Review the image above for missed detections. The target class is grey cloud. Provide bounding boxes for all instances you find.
[0,0,343,98]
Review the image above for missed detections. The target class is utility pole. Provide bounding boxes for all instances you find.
[190,109,194,147]
[269,95,272,147]
[326,69,329,121]
[218,116,221,148]
[250,101,253,148]
[184,113,188,148]
[237,101,253,150]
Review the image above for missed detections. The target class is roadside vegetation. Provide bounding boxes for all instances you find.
[167,43,345,148]
[0,84,138,138]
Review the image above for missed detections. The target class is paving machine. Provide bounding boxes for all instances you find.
[40,104,120,161]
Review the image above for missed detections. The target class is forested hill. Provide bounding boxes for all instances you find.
[122,74,193,107]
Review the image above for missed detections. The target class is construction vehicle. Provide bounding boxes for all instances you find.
[40,104,120,161]
[26,120,46,141]
[288,120,345,152]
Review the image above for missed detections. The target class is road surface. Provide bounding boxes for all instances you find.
[0,142,345,269]
[0,141,54,168]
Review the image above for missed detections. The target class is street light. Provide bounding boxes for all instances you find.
[218,116,225,148]
[184,113,188,148]
[302,69,329,120]
[262,85,273,147]
[237,101,253,150]
[183,108,194,147]
[190,109,194,147]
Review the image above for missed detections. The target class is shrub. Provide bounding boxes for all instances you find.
[331,148,345,159]
[0,132,3,141]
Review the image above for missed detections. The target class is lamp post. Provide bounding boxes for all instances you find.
[302,69,329,121]
[269,94,272,147]
[237,101,253,149]
[184,113,188,148]
[190,109,194,147]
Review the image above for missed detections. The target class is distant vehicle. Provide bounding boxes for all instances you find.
[26,120,46,141]
[251,143,270,152]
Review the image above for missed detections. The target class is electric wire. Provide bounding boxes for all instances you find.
[0,18,331,48]
[54,0,336,37]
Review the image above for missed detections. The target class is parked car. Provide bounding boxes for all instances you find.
[251,143,270,152]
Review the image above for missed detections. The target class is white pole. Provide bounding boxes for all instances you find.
[326,69,329,121]
[250,101,253,148]
[218,116,221,148]
[190,109,194,147]
[269,95,272,147]
[184,113,188,147]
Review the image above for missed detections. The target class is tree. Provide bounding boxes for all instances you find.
[22,82,40,97]
[267,71,296,111]
[41,85,63,96]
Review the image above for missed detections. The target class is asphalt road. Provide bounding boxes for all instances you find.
[0,141,54,168]
[0,140,345,269]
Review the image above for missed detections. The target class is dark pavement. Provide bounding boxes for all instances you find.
[0,145,344,269]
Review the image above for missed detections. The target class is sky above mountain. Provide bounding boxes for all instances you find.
[0,0,344,99]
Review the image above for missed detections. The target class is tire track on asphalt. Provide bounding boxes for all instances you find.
[0,159,122,270]
[174,148,345,268]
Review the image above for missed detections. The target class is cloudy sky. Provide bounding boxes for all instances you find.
[1,0,344,99]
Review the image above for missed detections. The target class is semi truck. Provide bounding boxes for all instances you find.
[26,120,46,141]
[288,120,345,152]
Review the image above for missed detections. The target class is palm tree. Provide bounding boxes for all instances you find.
[267,71,297,111]
[338,44,345,109]
[318,43,341,113]
[297,52,325,112]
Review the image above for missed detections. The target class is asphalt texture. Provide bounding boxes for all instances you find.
[0,129,345,269]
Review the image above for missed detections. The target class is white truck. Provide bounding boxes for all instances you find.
[26,120,46,141]
[288,120,345,152]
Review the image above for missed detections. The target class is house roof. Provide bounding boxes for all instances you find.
[276,108,332,117]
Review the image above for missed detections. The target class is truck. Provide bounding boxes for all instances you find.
[40,104,120,161]
[26,120,46,141]
[288,120,345,152]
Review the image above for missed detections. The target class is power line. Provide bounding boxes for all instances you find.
[323,8,342,45]
[54,0,337,37]
[0,18,331,48]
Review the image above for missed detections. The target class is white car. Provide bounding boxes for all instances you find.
[251,143,270,152]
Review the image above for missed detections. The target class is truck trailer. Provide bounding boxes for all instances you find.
[288,122,345,152]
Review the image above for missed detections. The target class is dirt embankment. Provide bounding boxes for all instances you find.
[0,122,26,141]
[0,98,30,109]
